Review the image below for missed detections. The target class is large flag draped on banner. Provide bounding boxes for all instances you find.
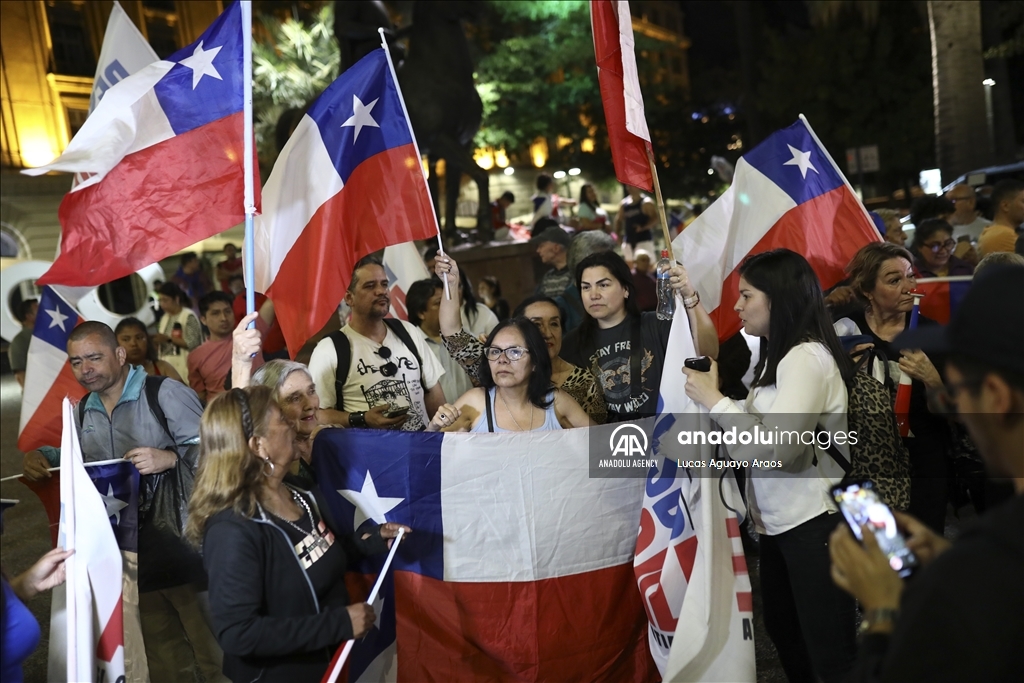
[674,117,880,343]
[19,287,86,451]
[382,242,431,320]
[634,308,756,679]
[254,47,437,356]
[24,1,256,288]
[591,0,654,192]
[312,428,658,682]
[49,399,125,683]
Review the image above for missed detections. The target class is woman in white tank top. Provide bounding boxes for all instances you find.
[426,318,592,432]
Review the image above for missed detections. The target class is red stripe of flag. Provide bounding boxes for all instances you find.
[736,591,753,613]
[39,112,257,287]
[591,0,653,192]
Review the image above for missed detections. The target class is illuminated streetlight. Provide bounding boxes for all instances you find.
[568,167,581,176]
[707,168,714,175]
[982,78,995,86]
[553,170,567,179]
[504,167,515,176]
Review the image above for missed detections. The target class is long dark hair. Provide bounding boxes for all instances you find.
[739,249,854,388]
[579,183,598,211]
[459,268,479,325]
[573,251,641,348]
[114,316,158,362]
[477,317,553,409]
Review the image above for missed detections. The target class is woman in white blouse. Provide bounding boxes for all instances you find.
[682,249,857,683]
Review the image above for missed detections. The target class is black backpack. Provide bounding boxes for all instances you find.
[818,356,911,510]
[328,319,427,410]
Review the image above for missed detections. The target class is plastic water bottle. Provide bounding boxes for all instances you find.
[656,250,675,321]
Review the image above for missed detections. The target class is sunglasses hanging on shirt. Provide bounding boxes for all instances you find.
[375,346,399,377]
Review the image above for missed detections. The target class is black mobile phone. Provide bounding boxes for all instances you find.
[831,479,918,578]
[383,405,410,419]
[684,356,711,372]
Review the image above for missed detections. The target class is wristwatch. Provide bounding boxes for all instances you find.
[349,411,367,428]
[858,608,899,635]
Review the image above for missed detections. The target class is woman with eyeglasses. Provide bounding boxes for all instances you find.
[426,317,593,432]
[434,256,607,424]
[832,241,953,532]
[909,218,975,278]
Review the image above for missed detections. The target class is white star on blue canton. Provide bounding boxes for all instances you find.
[45,306,69,332]
[783,144,818,179]
[101,483,128,526]
[179,41,223,90]
[341,95,380,142]
[338,471,403,530]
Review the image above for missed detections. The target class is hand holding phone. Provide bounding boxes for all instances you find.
[832,479,918,577]
[383,405,410,419]
[684,356,711,372]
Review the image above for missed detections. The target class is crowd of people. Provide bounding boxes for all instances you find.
[3,178,1022,683]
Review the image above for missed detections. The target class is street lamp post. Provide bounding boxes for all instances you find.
[983,78,996,158]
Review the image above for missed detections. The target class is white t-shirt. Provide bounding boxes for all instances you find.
[950,215,990,242]
[710,342,849,536]
[308,321,444,432]
[461,302,498,339]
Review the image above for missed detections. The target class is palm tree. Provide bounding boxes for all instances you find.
[252,4,340,173]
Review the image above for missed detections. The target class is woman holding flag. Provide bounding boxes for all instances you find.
[185,386,410,682]
[681,249,858,683]
[833,241,953,532]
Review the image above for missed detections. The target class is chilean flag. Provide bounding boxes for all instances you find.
[312,428,658,682]
[382,242,431,321]
[254,48,437,357]
[675,117,880,342]
[24,1,256,288]
[18,287,86,452]
[591,0,654,192]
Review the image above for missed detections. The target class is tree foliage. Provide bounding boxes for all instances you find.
[252,3,339,169]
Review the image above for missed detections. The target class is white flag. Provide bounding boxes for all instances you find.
[56,1,160,309]
[48,398,125,683]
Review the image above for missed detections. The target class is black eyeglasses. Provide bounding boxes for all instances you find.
[924,239,956,254]
[483,346,529,362]
[375,346,398,377]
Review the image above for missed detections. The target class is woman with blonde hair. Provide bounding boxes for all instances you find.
[186,387,409,682]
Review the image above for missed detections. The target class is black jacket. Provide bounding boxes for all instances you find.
[849,494,1024,682]
[203,487,388,683]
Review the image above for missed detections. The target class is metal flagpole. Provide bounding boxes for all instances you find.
[241,1,257,320]
[377,28,450,300]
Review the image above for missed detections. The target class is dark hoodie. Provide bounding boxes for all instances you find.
[850,493,1024,682]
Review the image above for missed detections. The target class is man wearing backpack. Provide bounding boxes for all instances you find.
[21,321,226,683]
[308,256,446,431]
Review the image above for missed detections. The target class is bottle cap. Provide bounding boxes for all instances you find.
[661,250,669,258]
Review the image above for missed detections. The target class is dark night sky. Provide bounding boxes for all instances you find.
[681,0,812,71]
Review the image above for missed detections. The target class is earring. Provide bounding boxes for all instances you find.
[261,457,275,477]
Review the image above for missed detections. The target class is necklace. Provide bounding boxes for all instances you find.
[271,489,331,554]
[498,390,534,432]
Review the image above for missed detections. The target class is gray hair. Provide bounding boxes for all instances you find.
[567,230,616,272]
[974,251,1024,277]
[251,359,313,400]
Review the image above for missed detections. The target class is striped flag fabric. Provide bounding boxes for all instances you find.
[23,1,255,288]
[49,398,125,683]
[915,276,972,324]
[18,287,86,451]
[312,427,658,682]
[591,0,654,191]
[254,47,437,356]
[675,117,880,342]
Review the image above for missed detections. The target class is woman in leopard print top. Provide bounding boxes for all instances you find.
[435,260,607,424]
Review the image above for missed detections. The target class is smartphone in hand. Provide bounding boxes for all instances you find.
[832,479,919,578]
[684,356,711,372]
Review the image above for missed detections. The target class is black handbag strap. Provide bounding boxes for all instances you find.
[485,388,495,432]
